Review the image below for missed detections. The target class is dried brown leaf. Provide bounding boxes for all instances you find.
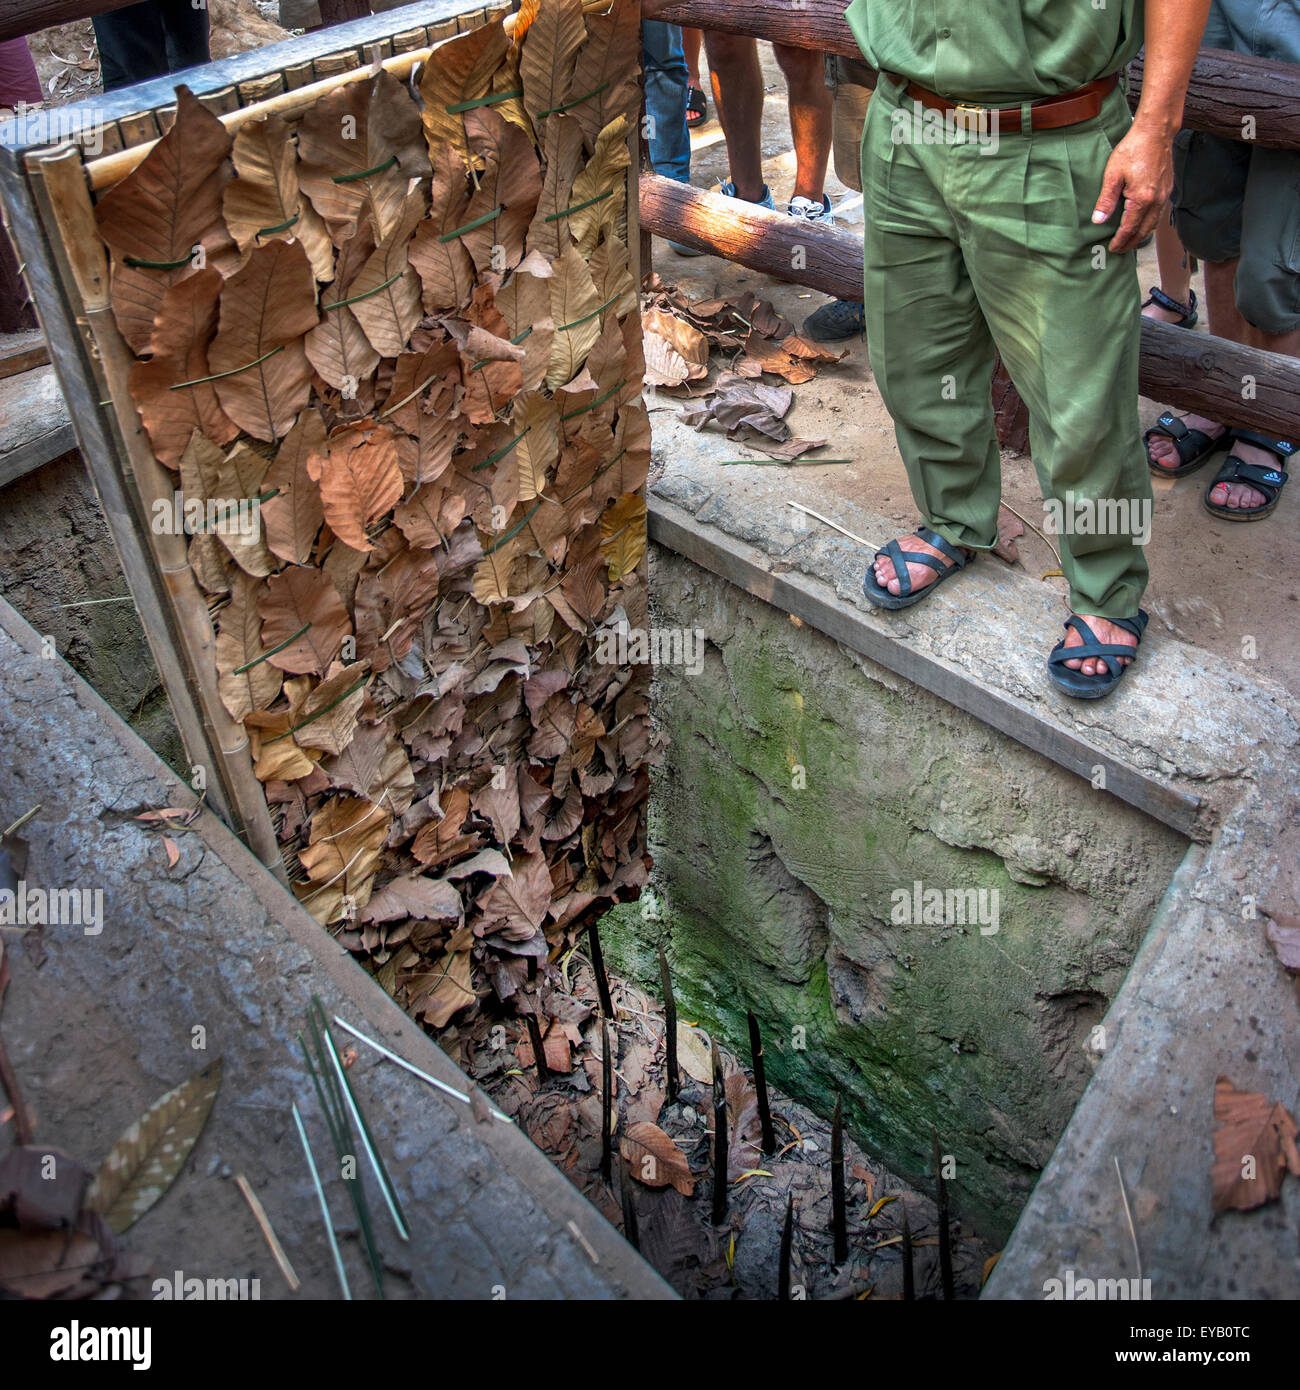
[209,239,317,442]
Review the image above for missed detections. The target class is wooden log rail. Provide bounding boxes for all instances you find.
[657,1,1300,149]
[0,0,144,42]
[641,172,1300,441]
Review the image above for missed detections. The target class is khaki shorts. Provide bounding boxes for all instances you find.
[832,84,871,194]
[1173,129,1300,335]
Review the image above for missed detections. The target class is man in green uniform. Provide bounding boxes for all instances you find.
[851,0,1209,696]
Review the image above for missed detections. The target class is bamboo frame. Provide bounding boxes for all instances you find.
[19,145,286,876]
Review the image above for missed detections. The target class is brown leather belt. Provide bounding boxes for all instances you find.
[886,72,1119,135]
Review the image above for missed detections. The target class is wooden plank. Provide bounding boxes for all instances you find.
[0,423,77,487]
[0,328,49,379]
[647,496,1206,841]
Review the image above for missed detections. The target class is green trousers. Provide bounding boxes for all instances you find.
[861,77,1151,619]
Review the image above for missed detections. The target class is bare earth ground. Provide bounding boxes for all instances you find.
[656,44,1298,693]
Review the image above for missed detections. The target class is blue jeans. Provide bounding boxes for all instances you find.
[641,21,690,184]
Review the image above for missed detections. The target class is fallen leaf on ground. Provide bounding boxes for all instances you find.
[620,1121,695,1195]
[1211,1076,1300,1212]
[85,1059,223,1234]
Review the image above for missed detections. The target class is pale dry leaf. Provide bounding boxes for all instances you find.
[85,1059,223,1234]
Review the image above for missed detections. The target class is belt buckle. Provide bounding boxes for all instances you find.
[953,102,990,137]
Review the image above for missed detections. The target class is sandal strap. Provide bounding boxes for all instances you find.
[914,526,969,568]
[1213,455,1289,495]
[1228,428,1296,461]
[1047,613,1145,668]
[879,538,950,596]
[1144,412,1216,463]
[1151,411,1190,440]
[1144,286,1195,319]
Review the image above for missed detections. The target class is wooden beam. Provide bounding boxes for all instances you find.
[1131,47,1300,150]
[655,0,858,59]
[641,171,859,300]
[0,0,143,43]
[640,171,1300,439]
[647,496,1207,841]
[657,3,1300,148]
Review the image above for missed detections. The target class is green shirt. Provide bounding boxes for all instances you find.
[844,0,1145,105]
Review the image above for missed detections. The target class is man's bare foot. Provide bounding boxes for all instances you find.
[1148,416,1271,508]
[872,532,968,597]
[1207,439,1276,511]
[1148,412,1227,473]
[1061,615,1138,677]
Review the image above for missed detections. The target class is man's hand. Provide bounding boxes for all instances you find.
[1091,121,1174,254]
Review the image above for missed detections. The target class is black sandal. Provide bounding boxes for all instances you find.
[1141,285,1198,329]
[1048,611,1148,700]
[1144,410,1227,478]
[1203,429,1293,521]
[686,85,707,127]
[863,526,973,610]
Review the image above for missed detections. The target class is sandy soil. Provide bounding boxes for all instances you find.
[655,43,1298,694]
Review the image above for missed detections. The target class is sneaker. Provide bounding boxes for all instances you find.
[787,193,835,225]
[803,298,864,341]
[720,180,776,210]
[674,181,776,255]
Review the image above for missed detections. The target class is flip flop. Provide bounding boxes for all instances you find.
[1048,611,1148,699]
[686,85,707,127]
[1144,411,1226,478]
[1202,429,1292,521]
[862,527,972,610]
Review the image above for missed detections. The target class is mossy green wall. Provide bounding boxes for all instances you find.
[601,548,1188,1238]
